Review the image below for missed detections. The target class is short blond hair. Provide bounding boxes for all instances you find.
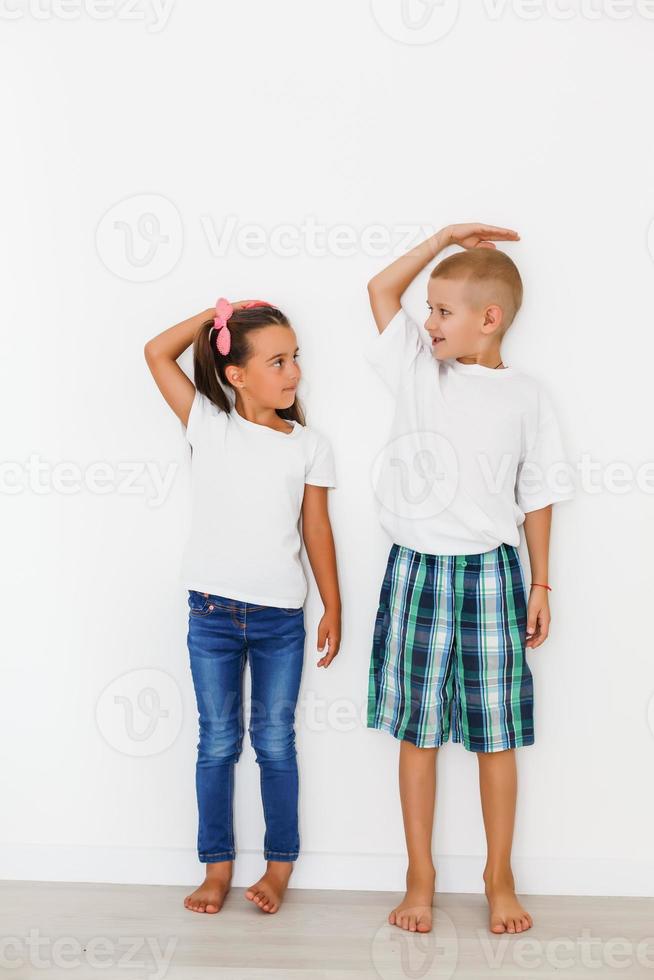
[430,248,523,331]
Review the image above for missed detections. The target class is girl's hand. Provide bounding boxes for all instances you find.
[230,299,269,311]
[443,223,520,251]
[316,608,341,667]
[525,589,550,649]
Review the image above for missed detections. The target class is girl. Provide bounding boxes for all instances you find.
[144,298,341,915]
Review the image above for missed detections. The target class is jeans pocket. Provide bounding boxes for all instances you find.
[188,590,213,617]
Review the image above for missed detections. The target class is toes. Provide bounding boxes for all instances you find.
[246,885,278,913]
[388,911,396,925]
[491,920,506,933]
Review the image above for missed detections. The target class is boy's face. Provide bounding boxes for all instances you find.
[425,276,502,361]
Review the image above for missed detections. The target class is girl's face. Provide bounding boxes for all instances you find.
[229,324,301,408]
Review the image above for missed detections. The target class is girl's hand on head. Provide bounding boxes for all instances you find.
[443,224,520,251]
[316,609,341,667]
[230,299,269,311]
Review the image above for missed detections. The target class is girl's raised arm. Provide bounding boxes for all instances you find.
[143,307,213,427]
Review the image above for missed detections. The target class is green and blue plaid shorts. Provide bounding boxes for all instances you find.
[367,542,534,752]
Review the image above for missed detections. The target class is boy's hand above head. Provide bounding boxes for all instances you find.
[444,223,520,251]
[366,222,520,335]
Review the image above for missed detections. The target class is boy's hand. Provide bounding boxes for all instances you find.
[316,608,341,667]
[525,589,550,649]
[444,223,520,251]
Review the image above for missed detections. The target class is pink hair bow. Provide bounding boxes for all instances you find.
[213,298,234,356]
[212,298,272,356]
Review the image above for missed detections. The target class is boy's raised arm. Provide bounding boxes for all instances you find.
[367,223,520,334]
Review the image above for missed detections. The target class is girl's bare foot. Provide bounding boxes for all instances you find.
[388,866,435,933]
[245,860,294,913]
[484,870,533,934]
[184,861,233,913]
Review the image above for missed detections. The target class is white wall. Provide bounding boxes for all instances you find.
[2,0,653,896]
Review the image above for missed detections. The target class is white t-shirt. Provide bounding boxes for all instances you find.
[181,388,337,607]
[363,306,575,556]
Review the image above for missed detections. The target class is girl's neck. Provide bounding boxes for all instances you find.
[234,395,292,434]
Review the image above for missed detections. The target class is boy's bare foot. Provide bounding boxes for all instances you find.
[484,871,533,934]
[388,866,435,933]
[184,861,233,913]
[245,860,294,913]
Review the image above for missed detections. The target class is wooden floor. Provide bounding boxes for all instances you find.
[1,880,653,979]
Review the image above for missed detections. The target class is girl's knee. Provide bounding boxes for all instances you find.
[250,727,296,764]
[198,728,243,764]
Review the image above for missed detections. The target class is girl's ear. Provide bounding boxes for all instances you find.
[225,365,240,389]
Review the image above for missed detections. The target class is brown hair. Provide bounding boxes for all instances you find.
[430,248,523,330]
[192,303,305,425]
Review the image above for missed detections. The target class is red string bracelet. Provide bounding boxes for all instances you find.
[531,582,552,591]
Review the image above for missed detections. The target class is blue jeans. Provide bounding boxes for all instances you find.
[186,590,306,863]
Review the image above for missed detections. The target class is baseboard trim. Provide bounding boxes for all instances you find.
[1,844,652,897]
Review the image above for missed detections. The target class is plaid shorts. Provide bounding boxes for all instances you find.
[367,542,534,752]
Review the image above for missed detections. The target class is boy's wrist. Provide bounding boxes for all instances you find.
[430,226,451,257]
[437,225,452,246]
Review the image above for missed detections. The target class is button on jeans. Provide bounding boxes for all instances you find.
[186,590,306,863]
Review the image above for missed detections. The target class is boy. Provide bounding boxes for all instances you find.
[364,222,575,935]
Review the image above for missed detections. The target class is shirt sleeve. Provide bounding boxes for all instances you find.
[363,306,430,397]
[305,429,337,489]
[183,388,220,448]
[515,387,575,513]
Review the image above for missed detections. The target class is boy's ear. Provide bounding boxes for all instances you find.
[482,304,504,334]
